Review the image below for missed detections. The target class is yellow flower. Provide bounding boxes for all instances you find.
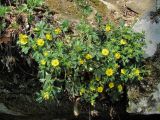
[97,86,104,93]
[51,59,59,67]
[79,59,84,65]
[102,48,109,56]
[43,92,49,100]
[106,25,111,32]
[54,28,62,34]
[43,51,49,57]
[37,39,44,47]
[80,88,85,96]
[19,34,28,45]
[115,53,121,59]
[134,68,140,76]
[121,69,126,75]
[109,82,114,89]
[117,84,123,92]
[19,34,26,40]
[85,54,92,60]
[120,39,127,45]
[19,38,28,45]
[40,59,46,65]
[19,34,28,40]
[46,33,52,40]
[105,68,113,76]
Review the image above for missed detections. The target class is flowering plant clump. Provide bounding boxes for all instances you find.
[18,20,147,105]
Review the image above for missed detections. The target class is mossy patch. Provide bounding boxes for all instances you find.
[89,0,108,17]
[45,0,109,20]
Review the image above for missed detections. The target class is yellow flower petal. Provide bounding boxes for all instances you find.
[37,39,44,47]
[43,92,49,100]
[105,68,114,76]
[134,68,140,76]
[51,59,59,67]
[54,28,62,35]
[121,69,126,75]
[20,38,28,45]
[46,33,52,40]
[19,34,28,40]
[97,86,104,93]
[79,59,84,65]
[85,54,92,60]
[102,48,109,56]
[115,53,121,59]
[109,82,114,89]
[19,34,28,45]
[40,59,46,65]
[106,25,111,32]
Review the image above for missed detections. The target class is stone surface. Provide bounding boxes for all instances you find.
[45,0,108,21]
[127,44,160,113]
[133,12,160,57]
[100,0,120,11]
[128,5,160,113]
[126,0,156,14]
[0,103,23,116]
[127,82,160,114]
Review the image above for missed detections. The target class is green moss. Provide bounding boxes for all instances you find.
[89,0,108,17]
[45,0,83,19]
[45,0,109,20]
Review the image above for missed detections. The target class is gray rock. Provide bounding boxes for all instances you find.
[128,2,160,114]
[133,13,160,57]
[127,82,160,114]
[126,0,156,14]
[0,103,23,116]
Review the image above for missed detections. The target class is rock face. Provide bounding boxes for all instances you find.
[126,0,156,14]
[45,0,108,21]
[133,11,160,57]
[127,43,160,114]
[127,76,160,114]
[128,2,160,114]
[104,0,156,14]
[0,103,23,116]
[45,0,138,26]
